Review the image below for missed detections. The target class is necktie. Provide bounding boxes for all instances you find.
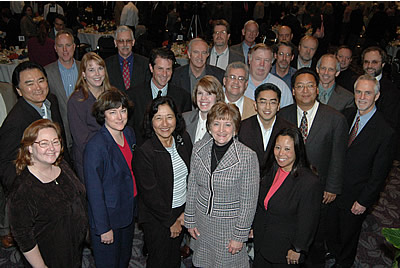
[123,59,130,90]
[319,91,327,104]
[300,111,308,143]
[348,116,360,147]
[215,55,220,67]
[157,90,162,98]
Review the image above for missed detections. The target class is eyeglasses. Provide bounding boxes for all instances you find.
[213,30,227,35]
[227,75,246,82]
[363,60,381,65]
[257,100,279,106]
[294,83,316,90]
[116,39,133,44]
[34,139,61,148]
[278,52,292,57]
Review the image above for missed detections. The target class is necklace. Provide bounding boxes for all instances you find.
[29,165,59,185]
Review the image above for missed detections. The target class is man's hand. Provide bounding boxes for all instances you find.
[351,201,366,215]
[322,191,336,204]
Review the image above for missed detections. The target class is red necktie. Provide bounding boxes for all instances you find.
[123,59,130,90]
[348,116,360,147]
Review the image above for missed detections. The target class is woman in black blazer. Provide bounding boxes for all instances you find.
[134,96,192,268]
[253,127,322,267]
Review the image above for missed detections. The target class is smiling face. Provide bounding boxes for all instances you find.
[293,73,318,111]
[274,135,296,172]
[249,48,273,81]
[152,104,176,144]
[210,118,235,146]
[254,90,280,125]
[55,33,75,64]
[223,68,248,101]
[149,57,173,89]
[29,128,61,166]
[104,106,128,133]
[336,48,352,71]
[317,56,339,88]
[188,40,209,70]
[16,68,49,108]
[83,60,106,91]
[363,51,384,77]
[354,79,380,115]
[115,30,135,59]
[196,86,217,114]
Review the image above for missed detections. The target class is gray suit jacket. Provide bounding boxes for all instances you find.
[182,110,212,144]
[278,103,348,194]
[325,84,354,113]
[45,60,80,150]
[230,42,245,58]
[206,47,245,68]
[0,82,17,113]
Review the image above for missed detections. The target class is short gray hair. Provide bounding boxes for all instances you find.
[188,38,209,54]
[115,25,134,40]
[316,54,340,73]
[225,61,249,81]
[354,74,380,94]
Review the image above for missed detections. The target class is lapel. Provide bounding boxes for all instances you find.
[252,116,265,153]
[196,138,213,176]
[214,139,240,173]
[186,111,199,141]
[19,98,42,122]
[306,104,324,144]
[348,111,378,148]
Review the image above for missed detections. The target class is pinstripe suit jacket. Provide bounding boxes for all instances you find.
[184,137,260,242]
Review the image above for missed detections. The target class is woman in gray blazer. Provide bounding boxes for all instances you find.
[182,75,225,144]
[185,102,259,268]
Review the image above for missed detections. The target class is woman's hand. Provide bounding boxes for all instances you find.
[188,227,200,240]
[100,229,114,244]
[286,249,300,265]
[170,219,182,238]
[227,240,243,255]
[248,229,254,239]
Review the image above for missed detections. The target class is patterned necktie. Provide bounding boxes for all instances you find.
[123,59,130,90]
[348,116,360,147]
[300,111,308,143]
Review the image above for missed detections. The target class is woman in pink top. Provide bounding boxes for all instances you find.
[252,127,322,267]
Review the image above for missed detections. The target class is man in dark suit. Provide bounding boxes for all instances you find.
[335,46,358,93]
[291,36,319,71]
[326,75,396,268]
[316,54,354,113]
[239,83,294,172]
[0,61,65,248]
[127,48,191,146]
[105,25,151,93]
[45,30,79,151]
[206,19,244,70]
[171,38,225,94]
[48,14,70,40]
[362,46,400,159]
[231,20,259,64]
[278,68,348,267]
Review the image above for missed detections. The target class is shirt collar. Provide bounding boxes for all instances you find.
[118,53,133,63]
[211,46,228,56]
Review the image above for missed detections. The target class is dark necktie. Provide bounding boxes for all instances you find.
[348,116,360,147]
[123,59,130,90]
[215,55,220,67]
[157,90,162,98]
[300,111,308,143]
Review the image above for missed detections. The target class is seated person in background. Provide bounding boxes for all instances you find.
[20,4,37,44]
[49,14,70,40]
[28,21,57,67]
[1,7,20,48]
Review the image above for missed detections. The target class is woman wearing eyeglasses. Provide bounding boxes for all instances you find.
[8,119,88,268]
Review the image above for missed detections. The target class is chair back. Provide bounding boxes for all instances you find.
[97,36,117,60]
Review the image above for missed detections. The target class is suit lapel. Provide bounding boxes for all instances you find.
[196,138,213,176]
[306,105,324,143]
[348,112,378,148]
[214,140,240,173]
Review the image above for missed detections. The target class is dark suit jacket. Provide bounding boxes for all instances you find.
[134,132,192,228]
[278,103,348,194]
[290,54,318,72]
[127,82,192,146]
[170,64,225,94]
[238,115,294,172]
[206,47,245,67]
[337,108,396,210]
[325,84,355,113]
[0,94,65,190]
[105,53,151,92]
[230,42,245,58]
[84,125,136,235]
[336,68,358,93]
[253,167,321,263]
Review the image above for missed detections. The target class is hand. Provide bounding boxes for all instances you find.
[227,240,243,255]
[100,230,114,244]
[248,229,254,239]
[170,219,182,238]
[322,191,336,204]
[188,227,200,240]
[351,201,366,215]
[286,249,300,265]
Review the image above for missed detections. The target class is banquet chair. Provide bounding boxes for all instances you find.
[74,36,91,61]
[96,36,117,60]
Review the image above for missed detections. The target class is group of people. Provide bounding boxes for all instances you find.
[0,9,398,268]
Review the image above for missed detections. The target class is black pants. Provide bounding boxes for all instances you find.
[326,201,366,267]
[253,250,299,268]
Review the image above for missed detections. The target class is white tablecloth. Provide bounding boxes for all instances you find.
[0,61,22,83]
[78,32,115,51]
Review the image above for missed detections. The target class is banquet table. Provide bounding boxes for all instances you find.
[78,31,115,51]
[0,59,29,83]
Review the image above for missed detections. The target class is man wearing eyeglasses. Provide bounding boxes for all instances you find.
[271,42,297,89]
[245,44,293,108]
[0,61,66,248]
[362,46,400,160]
[48,14,69,40]
[106,25,150,92]
[279,68,348,267]
[223,61,255,121]
[207,19,244,71]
